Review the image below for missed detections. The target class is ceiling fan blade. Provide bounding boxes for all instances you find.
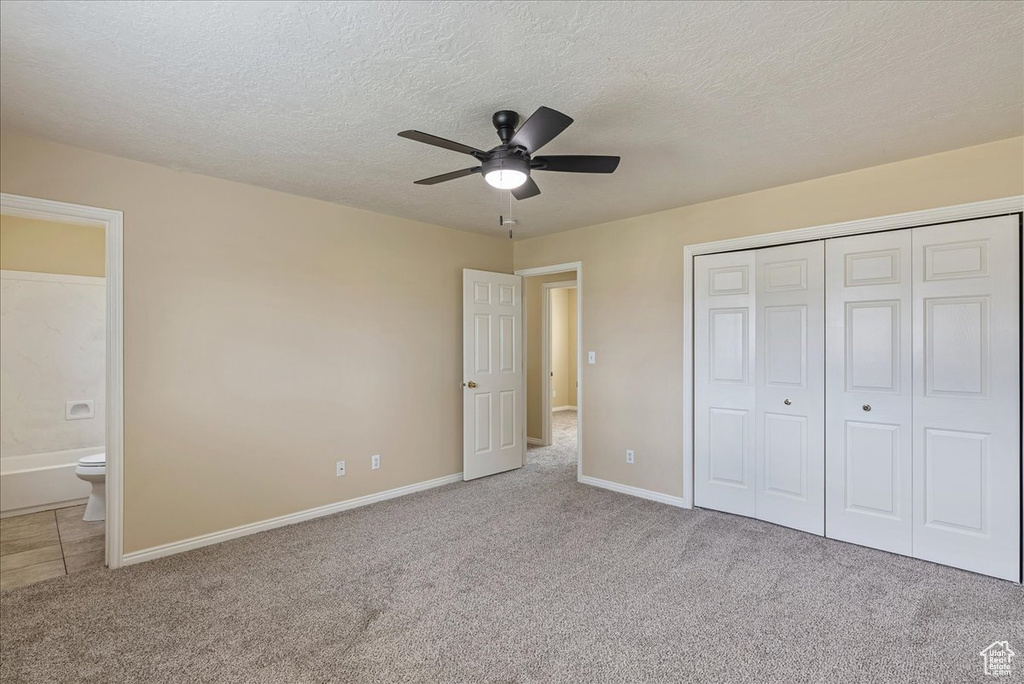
[509,107,573,154]
[512,177,541,200]
[398,130,485,157]
[534,155,620,173]
[413,167,481,185]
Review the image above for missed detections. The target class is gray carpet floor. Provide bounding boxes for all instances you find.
[2,409,1022,683]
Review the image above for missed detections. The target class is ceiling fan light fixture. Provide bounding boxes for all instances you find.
[400,106,620,202]
[484,168,528,189]
[481,155,530,190]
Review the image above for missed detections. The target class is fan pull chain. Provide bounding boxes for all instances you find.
[498,186,503,233]
[498,190,514,239]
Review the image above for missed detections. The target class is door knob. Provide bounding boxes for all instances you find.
[465,381,478,389]
[862,404,871,412]
[783,399,792,406]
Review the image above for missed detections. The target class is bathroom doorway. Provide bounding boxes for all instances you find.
[0,193,124,587]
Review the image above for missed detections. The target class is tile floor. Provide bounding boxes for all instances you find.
[0,505,104,591]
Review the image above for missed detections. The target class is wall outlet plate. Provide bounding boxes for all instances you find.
[371,454,381,470]
[626,449,634,464]
[336,460,346,477]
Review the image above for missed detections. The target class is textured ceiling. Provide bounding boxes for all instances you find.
[1,1,1022,240]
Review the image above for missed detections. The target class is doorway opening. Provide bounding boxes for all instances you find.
[516,263,582,479]
[0,213,107,587]
[542,280,577,442]
[0,193,124,584]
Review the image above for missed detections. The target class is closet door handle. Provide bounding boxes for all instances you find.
[783,399,792,406]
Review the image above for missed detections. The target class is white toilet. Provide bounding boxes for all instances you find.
[75,453,106,521]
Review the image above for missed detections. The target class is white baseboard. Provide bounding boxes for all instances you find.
[526,437,544,446]
[122,472,463,566]
[552,405,577,412]
[578,475,688,508]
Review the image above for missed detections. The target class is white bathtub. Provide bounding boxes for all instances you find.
[0,447,100,517]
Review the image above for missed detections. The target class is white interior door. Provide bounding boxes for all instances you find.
[825,230,913,554]
[463,269,524,481]
[755,241,825,535]
[911,216,1020,581]
[694,251,756,517]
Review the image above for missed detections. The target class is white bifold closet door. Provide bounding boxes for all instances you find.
[754,242,825,535]
[695,215,1019,580]
[824,216,1019,580]
[911,216,1020,581]
[825,230,914,555]
[694,242,826,535]
[694,251,756,517]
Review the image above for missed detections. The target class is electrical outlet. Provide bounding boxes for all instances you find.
[336,460,346,477]
[371,454,381,470]
[626,449,634,464]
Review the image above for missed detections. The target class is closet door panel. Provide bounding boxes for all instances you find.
[694,252,756,517]
[755,241,825,535]
[912,216,1020,581]
[825,231,913,555]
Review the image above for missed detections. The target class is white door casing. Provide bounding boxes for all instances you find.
[755,241,825,535]
[911,216,1020,581]
[825,230,914,554]
[0,192,125,569]
[694,251,757,517]
[463,269,524,481]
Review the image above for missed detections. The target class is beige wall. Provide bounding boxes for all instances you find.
[3,129,1019,550]
[0,132,513,553]
[524,271,576,440]
[514,136,1024,498]
[1,214,106,277]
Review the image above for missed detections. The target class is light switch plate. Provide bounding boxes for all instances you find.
[588,351,596,365]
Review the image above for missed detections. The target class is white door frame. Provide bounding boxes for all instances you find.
[0,192,125,569]
[541,279,578,446]
[515,262,583,480]
[683,195,1024,510]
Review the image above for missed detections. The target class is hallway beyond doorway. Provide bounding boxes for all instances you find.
[526,409,576,469]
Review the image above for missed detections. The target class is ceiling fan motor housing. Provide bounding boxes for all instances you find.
[480,148,531,179]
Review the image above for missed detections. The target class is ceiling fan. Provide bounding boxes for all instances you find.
[398,107,620,200]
